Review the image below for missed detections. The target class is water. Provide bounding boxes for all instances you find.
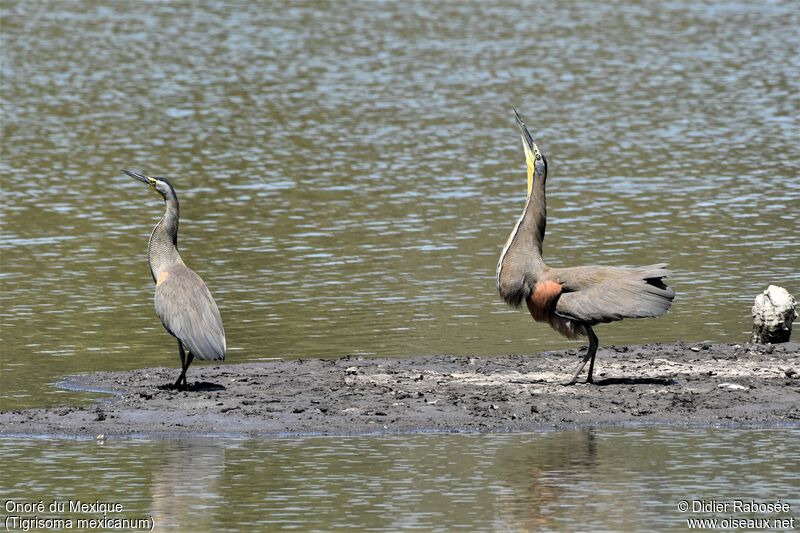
[1,2,799,530]
[1,428,798,532]
[2,1,799,409]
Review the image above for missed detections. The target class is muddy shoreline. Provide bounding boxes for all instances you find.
[1,342,798,438]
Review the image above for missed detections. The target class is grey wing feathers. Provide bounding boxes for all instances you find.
[154,265,226,361]
[555,264,675,325]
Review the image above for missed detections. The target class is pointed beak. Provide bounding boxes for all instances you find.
[122,169,153,185]
[513,109,542,197]
[514,109,537,152]
[514,108,543,163]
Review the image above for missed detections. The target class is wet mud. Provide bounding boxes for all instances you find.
[1,342,798,438]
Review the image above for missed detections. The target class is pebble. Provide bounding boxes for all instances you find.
[718,383,748,390]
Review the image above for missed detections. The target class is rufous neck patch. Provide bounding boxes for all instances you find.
[156,270,170,286]
[527,280,562,322]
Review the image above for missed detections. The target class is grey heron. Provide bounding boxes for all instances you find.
[123,170,226,390]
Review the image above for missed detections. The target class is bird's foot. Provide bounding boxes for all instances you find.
[585,376,594,384]
[561,378,579,386]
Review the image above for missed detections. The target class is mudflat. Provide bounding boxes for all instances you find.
[1,342,798,438]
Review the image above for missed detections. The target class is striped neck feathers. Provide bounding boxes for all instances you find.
[147,200,183,282]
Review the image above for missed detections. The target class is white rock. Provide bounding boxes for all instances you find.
[751,285,797,343]
[718,382,748,390]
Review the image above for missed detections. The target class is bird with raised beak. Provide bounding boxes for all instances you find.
[496,110,675,384]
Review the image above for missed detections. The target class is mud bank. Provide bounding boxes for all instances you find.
[1,342,798,438]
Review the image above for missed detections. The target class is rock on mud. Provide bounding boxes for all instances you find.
[752,285,797,343]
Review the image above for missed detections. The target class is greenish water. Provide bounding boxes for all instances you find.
[1,2,799,530]
[1,428,798,532]
[2,0,798,410]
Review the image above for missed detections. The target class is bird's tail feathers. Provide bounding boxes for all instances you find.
[636,263,671,278]
[626,271,675,318]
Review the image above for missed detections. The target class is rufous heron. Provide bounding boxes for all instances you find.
[496,110,675,384]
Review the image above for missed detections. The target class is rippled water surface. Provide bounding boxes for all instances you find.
[2,428,798,531]
[2,2,799,530]
[2,1,799,409]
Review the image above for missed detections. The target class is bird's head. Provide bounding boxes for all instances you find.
[513,109,547,198]
[122,170,177,203]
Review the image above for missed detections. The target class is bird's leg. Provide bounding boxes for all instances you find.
[584,327,599,384]
[174,341,188,390]
[183,352,194,389]
[563,326,598,385]
[564,351,592,385]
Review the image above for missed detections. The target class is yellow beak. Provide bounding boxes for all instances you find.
[521,135,536,197]
[513,109,542,198]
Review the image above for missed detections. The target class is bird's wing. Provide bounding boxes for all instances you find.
[154,264,226,360]
[553,264,675,325]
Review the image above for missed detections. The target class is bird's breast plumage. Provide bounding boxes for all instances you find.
[153,264,226,361]
[527,280,562,322]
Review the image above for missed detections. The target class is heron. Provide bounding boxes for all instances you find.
[123,170,226,390]
[496,110,675,385]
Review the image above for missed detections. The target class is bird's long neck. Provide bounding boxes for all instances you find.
[496,165,548,306]
[522,166,547,257]
[504,168,548,269]
[147,193,183,283]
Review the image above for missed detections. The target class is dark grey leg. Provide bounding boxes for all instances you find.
[584,327,599,384]
[565,352,592,385]
[564,326,598,385]
[174,341,188,389]
[183,352,194,389]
